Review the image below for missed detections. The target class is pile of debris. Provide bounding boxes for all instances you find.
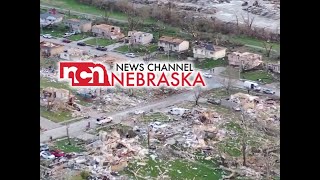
[242,1,280,20]
[82,130,148,178]
[229,93,280,130]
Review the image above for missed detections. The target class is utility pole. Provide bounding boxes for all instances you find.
[147,126,150,149]
[66,125,71,145]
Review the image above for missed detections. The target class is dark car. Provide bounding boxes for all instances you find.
[62,39,72,43]
[96,46,107,51]
[77,42,86,46]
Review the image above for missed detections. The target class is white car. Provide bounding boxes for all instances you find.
[63,32,76,38]
[40,151,55,160]
[42,34,52,39]
[125,53,136,58]
[96,117,113,125]
[203,73,213,78]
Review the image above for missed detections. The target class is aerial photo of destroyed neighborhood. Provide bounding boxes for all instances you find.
[40,0,280,179]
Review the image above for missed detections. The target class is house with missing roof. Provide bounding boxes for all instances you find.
[40,9,63,26]
[92,24,125,40]
[40,41,64,57]
[193,43,227,60]
[228,52,264,70]
[127,31,153,45]
[64,19,92,33]
[158,36,189,52]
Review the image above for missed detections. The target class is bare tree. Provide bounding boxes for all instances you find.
[221,66,235,94]
[124,2,143,31]
[187,16,200,41]
[241,13,255,33]
[263,41,274,57]
[240,110,248,166]
[194,87,202,106]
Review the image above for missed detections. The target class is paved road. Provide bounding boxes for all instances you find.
[40,36,142,61]
[40,4,127,23]
[40,116,61,130]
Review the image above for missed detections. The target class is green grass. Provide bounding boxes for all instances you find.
[223,121,243,134]
[124,157,224,180]
[194,58,228,69]
[67,33,89,41]
[115,44,158,55]
[155,53,180,61]
[218,138,242,157]
[96,123,132,133]
[141,112,169,122]
[231,35,280,52]
[40,106,72,122]
[54,138,85,153]
[241,70,275,83]
[84,38,115,46]
[41,0,128,21]
[41,25,69,37]
[70,175,84,180]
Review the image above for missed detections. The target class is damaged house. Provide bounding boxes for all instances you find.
[127,31,153,45]
[267,62,280,74]
[228,52,264,70]
[193,43,227,60]
[64,19,92,33]
[92,24,125,40]
[40,9,63,26]
[158,36,189,52]
[40,41,64,57]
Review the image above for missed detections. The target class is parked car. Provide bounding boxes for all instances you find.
[207,98,221,105]
[77,42,86,46]
[203,73,213,78]
[62,39,72,43]
[96,117,113,125]
[96,46,108,51]
[125,53,136,58]
[63,32,76,38]
[40,151,55,160]
[42,34,52,39]
[40,143,49,152]
[50,150,65,158]
[263,88,275,94]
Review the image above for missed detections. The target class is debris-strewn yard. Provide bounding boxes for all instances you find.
[53,138,85,153]
[241,70,275,83]
[40,106,72,122]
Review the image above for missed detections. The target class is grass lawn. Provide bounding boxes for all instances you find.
[41,0,128,21]
[241,70,275,83]
[124,157,224,180]
[115,44,158,55]
[40,106,72,122]
[155,53,181,61]
[194,58,228,69]
[231,35,280,52]
[53,138,85,153]
[67,33,89,41]
[41,25,69,37]
[84,38,115,46]
[141,112,169,122]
